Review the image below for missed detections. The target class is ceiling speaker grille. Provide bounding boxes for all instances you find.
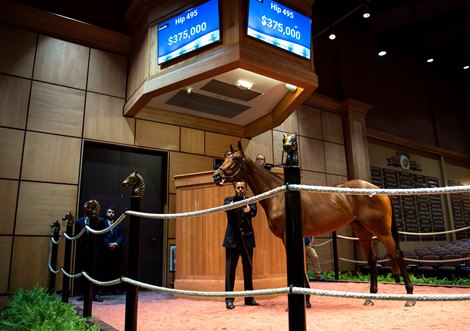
[166,90,250,118]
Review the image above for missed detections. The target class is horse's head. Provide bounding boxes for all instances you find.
[83,199,100,218]
[122,171,145,197]
[213,141,246,186]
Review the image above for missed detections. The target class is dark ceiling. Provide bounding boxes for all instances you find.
[9,0,470,81]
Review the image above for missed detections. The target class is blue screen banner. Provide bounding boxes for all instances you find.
[157,0,220,64]
[247,0,311,59]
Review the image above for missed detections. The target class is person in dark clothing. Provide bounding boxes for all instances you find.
[75,205,107,302]
[223,180,259,309]
[102,206,125,294]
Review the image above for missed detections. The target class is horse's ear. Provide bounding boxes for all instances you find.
[237,141,244,153]
[229,145,234,153]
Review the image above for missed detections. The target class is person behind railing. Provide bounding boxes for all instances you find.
[101,206,125,295]
[305,236,323,280]
[75,206,107,302]
[255,153,272,170]
[223,179,259,309]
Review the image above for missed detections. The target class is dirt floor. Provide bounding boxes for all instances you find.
[71,281,470,331]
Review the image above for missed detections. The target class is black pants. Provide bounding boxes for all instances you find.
[225,245,254,302]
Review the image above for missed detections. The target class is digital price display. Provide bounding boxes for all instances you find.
[247,0,311,60]
[157,0,221,65]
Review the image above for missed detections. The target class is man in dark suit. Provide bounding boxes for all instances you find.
[75,203,107,302]
[223,180,259,309]
[102,206,125,294]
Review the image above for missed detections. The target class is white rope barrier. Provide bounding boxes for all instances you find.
[288,184,470,196]
[74,273,470,302]
[48,182,470,305]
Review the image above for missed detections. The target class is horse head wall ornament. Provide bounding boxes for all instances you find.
[83,199,100,218]
[62,211,75,226]
[282,132,298,167]
[122,171,146,197]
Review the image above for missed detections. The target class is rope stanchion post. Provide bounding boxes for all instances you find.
[284,166,306,331]
[62,214,75,303]
[124,182,144,331]
[83,214,98,318]
[48,220,60,292]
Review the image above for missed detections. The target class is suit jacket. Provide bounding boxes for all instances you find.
[223,196,257,248]
[104,219,125,247]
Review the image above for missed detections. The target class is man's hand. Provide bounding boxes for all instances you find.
[243,205,250,213]
[108,242,118,250]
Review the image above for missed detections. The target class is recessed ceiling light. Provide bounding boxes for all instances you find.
[427,58,434,63]
[328,32,336,40]
[463,65,469,70]
[235,80,253,90]
[378,50,387,57]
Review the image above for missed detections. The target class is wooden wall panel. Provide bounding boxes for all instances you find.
[167,193,176,238]
[84,93,134,144]
[275,109,298,133]
[0,236,12,293]
[0,74,30,129]
[27,81,85,137]
[324,142,347,176]
[127,28,148,99]
[322,111,344,144]
[272,130,288,166]
[16,182,77,235]
[244,130,273,164]
[0,127,24,179]
[10,236,50,291]
[135,119,180,150]
[34,35,89,89]
[88,49,127,98]
[168,152,213,193]
[301,171,326,185]
[299,137,325,172]
[326,174,348,186]
[22,132,81,184]
[181,127,205,154]
[298,105,322,139]
[0,23,36,78]
[205,132,241,158]
[0,180,18,234]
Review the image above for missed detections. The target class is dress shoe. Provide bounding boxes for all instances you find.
[225,300,235,309]
[77,296,84,301]
[93,295,103,302]
[244,298,259,306]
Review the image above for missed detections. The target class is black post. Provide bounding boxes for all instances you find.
[83,215,97,318]
[62,217,74,303]
[125,195,142,331]
[332,232,339,280]
[48,220,60,292]
[284,166,306,331]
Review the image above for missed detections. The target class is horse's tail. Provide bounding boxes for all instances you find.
[390,199,402,251]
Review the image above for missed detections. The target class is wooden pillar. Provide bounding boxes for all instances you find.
[341,98,374,181]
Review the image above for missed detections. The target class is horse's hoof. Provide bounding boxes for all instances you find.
[405,300,416,307]
[306,301,312,309]
[363,299,374,306]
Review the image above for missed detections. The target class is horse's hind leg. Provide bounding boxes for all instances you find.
[379,235,415,307]
[305,274,312,308]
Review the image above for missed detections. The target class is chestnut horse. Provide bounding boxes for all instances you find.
[213,142,414,307]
